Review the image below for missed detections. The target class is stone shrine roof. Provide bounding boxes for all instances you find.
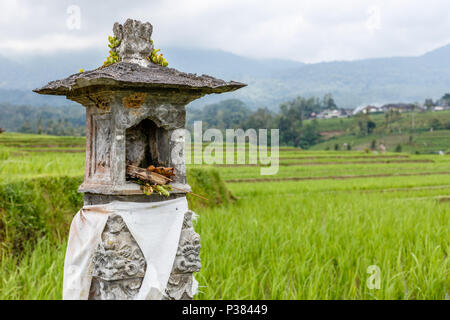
[33,61,246,96]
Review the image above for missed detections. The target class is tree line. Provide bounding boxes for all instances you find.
[0,93,360,148]
[0,103,86,136]
[4,92,449,149]
[187,94,338,149]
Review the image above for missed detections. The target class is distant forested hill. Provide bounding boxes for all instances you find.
[0,44,449,109]
[185,43,450,109]
[0,103,86,136]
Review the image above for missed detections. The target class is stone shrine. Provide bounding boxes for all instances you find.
[34,18,246,300]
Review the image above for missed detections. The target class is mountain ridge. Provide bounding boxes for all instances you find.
[0,43,449,109]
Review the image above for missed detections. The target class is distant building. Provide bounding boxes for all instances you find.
[316,109,349,119]
[432,106,450,112]
[357,105,382,114]
[353,103,431,115]
[380,103,418,113]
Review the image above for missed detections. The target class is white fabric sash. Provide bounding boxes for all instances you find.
[63,197,188,300]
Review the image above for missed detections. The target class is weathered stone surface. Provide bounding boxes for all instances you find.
[122,92,147,109]
[89,214,146,300]
[165,210,201,300]
[33,62,246,97]
[89,277,143,300]
[113,19,154,68]
[83,193,186,205]
[78,90,189,195]
[164,274,197,300]
[125,122,148,167]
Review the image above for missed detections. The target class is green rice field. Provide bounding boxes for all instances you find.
[0,132,449,299]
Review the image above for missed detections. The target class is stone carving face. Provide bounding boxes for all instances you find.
[165,210,201,300]
[172,211,201,273]
[113,19,154,67]
[173,228,201,273]
[89,214,146,300]
[104,214,126,233]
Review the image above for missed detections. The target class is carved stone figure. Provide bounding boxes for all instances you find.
[88,214,146,300]
[113,19,154,67]
[165,210,201,300]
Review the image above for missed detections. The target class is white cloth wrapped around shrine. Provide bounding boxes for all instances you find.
[63,197,188,300]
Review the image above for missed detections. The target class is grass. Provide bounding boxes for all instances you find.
[0,176,83,254]
[0,132,449,300]
[0,132,85,148]
[195,192,449,299]
[0,239,65,299]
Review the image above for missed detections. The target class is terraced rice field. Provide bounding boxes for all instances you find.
[0,132,449,299]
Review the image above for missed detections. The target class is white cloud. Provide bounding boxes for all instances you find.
[1,0,450,63]
[0,0,31,23]
[0,33,99,53]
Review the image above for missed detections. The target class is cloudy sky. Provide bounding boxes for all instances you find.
[1,0,450,63]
